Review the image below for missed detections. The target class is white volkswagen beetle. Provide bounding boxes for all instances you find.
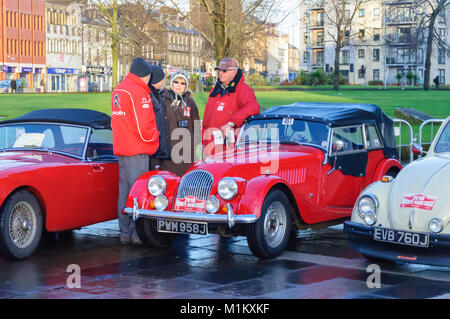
[344,116,450,267]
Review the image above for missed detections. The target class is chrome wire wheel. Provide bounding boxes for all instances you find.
[8,201,37,249]
[263,201,287,249]
[247,189,293,259]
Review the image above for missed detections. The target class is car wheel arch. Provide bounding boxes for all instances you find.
[1,186,47,229]
[371,158,402,182]
[238,176,301,224]
[268,183,303,228]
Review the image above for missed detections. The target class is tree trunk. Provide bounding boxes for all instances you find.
[333,44,341,90]
[111,1,119,88]
[423,12,438,90]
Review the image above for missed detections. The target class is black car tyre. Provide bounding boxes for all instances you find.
[135,218,173,248]
[247,190,293,259]
[0,190,43,260]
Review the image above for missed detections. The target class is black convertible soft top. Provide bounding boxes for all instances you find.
[0,108,111,129]
[248,102,398,159]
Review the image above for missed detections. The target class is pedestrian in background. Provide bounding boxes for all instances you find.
[111,57,160,246]
[151,71,200,176]
[433,76,440,89]
[10,79,16,93]
[202,57,260,157]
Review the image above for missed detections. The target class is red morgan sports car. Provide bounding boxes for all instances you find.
[0,109,118,260]
[124,102,402,259]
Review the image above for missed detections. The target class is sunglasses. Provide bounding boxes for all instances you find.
[173,80,186,85]
[218,68,237,73]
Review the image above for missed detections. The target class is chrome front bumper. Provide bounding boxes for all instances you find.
[123,198,258,228]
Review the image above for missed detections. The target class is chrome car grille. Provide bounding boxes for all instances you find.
[176,170,214,201]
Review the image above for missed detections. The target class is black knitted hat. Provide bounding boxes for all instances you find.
[149,65,165,84]
[129,57,152,77]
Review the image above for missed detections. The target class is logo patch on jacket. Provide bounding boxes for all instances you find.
[142,97,151,109]
[113,94,121,109]
[183,106,191,117]
[112,93,126,116]
[217,102,225,111]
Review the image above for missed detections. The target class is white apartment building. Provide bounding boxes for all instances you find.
[266,27,290,82]
[299,0,450,86]
[81,8,112,92]
[45,1,83,92]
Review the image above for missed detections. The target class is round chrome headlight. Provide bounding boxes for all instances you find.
[357,194,379,218]
[148,175,166,196]
[429,218,444,233]
[364,211,377,226]
[154,195,169,211]
[218,177,238,200]
[205,196,220,214]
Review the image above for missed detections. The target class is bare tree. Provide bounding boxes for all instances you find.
[322,0,368,90]
[88,0,161,88]
[165,0,289,64]
[89,0,121,87]
[414,0,450,90]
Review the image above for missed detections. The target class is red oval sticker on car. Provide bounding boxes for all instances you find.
[400,194,437,211]
[174,196,206,212]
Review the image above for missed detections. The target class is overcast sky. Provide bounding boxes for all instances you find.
[276,1,300,47]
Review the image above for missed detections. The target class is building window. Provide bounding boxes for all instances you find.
[358,29,365,38]
[303,51,310,63]
[374,8,380,20]
[358,66,366,79]
[373,28,380,41]
[373,69,380,81]
[358,49,365,58]
[438,48,445,64]
[340,50,350,64]
[359,9,365,17]
[439,69,445,84]
[373,49,380,62]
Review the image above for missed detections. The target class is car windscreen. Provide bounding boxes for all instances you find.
[435,121,450,153]
[0,123,89,157]
[237,118,330,150]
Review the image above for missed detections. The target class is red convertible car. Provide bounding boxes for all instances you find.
[0,109,118,260]
[124,103,402,258]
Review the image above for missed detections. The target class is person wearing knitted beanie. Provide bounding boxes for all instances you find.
[150,71,201,176]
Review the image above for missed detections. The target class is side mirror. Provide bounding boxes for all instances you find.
[332,140,344,153]
[328,140,344,175]
[412,143,423,155]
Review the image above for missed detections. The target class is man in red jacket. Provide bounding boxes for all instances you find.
[202,57,260,157]
[111,57,160,246]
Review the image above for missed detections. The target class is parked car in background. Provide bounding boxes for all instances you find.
[124,102,402,259]
[0,80,11,93]
[0,109,118,259]
[345,116,450,267]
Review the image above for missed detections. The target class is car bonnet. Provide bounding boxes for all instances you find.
[387,156,450,230]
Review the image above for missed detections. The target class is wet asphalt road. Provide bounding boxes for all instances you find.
[0,220,449,299]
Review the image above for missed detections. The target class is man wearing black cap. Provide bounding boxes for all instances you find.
[111,57,160,246]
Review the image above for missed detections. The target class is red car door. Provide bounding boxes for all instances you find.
[89,161,119,224]
[318,125,366,212]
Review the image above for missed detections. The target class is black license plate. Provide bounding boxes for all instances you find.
[373,227,429,248]
[157,219,208,235]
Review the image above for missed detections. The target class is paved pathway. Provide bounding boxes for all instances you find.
[0,221,448,299]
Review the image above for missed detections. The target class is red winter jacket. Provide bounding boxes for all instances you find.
[111,73,159,156]
[202,69,260,155]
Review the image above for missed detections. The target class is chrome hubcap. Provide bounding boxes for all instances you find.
[9,201,37,249]
[263,201,287,248]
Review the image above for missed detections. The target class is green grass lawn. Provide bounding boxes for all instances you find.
[1,89,448,156]
[1,89,448,121]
